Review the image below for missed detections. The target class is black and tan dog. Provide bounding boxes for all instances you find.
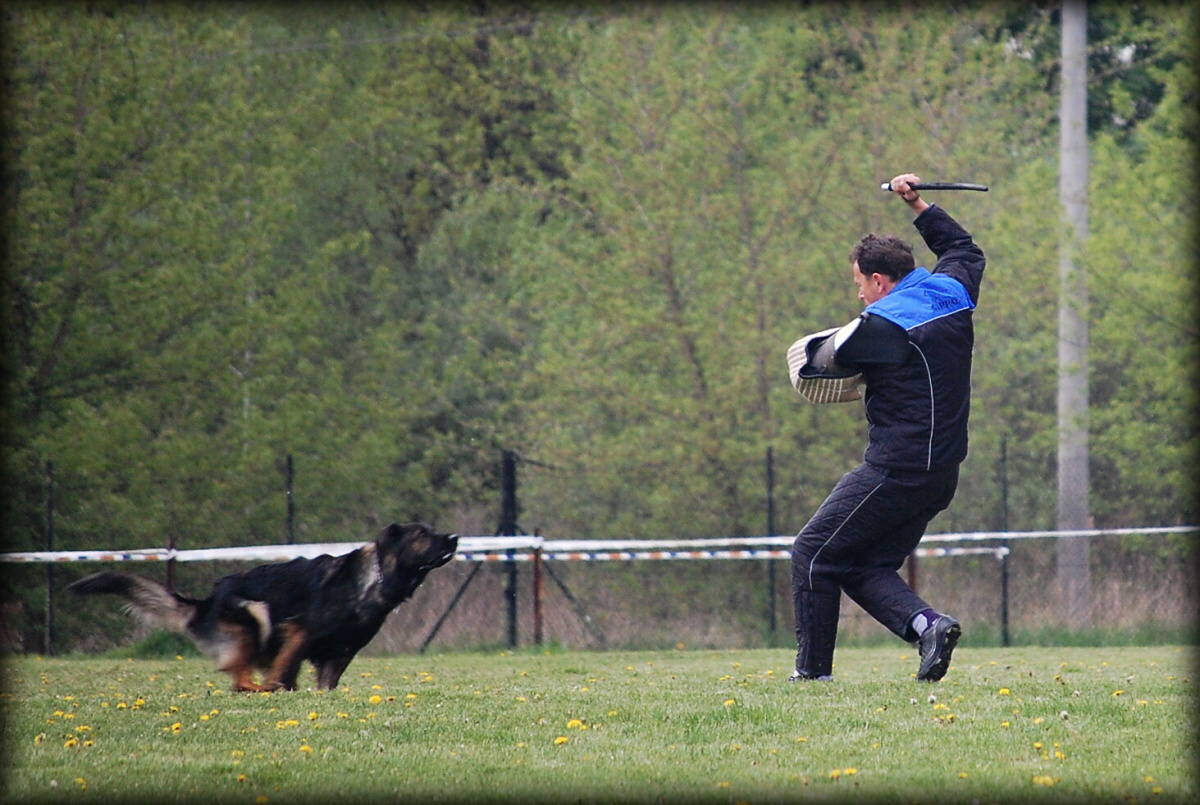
[68,522,458,692]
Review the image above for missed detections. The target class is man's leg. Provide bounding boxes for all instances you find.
[790,463,888,679]
[839,466,959,639]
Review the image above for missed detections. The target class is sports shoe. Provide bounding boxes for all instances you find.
[916,615,960,681]
[789,669,833,682]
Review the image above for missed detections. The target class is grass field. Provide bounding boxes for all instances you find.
[1,644,1194,804]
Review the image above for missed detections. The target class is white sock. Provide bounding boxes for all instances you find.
[910,612,934,636]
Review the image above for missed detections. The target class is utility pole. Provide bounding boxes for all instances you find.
[1057,0,1091,628]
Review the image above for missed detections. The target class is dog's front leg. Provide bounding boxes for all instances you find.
[264,622,308,691]
[314,656,354,690]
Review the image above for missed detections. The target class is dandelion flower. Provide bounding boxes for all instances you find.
[63,738,78,748]
[369,695,382,705]
[723,699,736,707]
[829,769,841,780]
[300,744,313,754]
[553,736,569,746]
[566,719,584,729]
[998,688,1011,695]
[716,781,731,789]
[237,774,247,783]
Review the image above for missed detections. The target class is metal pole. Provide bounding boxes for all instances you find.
[999,437,1011,647]
[43,461,54,656]
[533,542,544,647]
[766,446,777,639]
[285,453,295,545]
[499,450,519,649]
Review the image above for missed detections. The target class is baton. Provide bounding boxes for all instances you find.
[880,181,988,192]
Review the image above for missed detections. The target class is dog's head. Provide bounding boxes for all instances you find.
[374,522,459,578]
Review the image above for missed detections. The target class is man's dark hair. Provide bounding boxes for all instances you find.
[849,234,915,282]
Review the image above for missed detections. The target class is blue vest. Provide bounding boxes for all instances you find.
[864,267,974,331]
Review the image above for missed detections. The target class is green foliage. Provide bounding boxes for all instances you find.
[3,4,1195,647]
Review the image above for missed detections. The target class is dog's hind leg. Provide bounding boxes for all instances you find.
[212,623,268,692]
[264,622,308,691]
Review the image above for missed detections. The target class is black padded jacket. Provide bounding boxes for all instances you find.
[840,205,986,472]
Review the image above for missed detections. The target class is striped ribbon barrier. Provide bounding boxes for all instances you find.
[2,526,1191,565]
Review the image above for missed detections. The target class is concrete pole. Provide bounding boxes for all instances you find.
[1057,0,1091,628]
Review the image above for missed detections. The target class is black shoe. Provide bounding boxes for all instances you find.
[916,616,960,681]
[789,669,833,682]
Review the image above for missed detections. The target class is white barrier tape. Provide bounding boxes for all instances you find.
[3,526,1186,564]
[0,536,538,564]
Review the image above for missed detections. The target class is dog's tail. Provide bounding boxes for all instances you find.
[68,572,196,634]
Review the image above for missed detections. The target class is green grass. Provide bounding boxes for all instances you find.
[1,645,1194,804]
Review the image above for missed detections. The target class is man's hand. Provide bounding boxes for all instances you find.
[888,173,930,215]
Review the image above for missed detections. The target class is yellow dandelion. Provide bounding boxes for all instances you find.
[1032,775,1057,787]
[829,769,841,780]
[1034,742,1043,750]
[1112,690,1124,696]
[171,722,182,733]
[796,736,808,742]
[237,774,247,783]
[723,699,736,707]
[959,772,969,779]
[716,781,731,789]
[1001,721,1011,727]
[63,738,78,748]
[566,719,584,729]
[844,768,858,776]
[199,715,209,721]
[33,734,45,745]
[300,744,313,753]
[337,712,348,719]
[369,695,382,705]
[553,736,569,746]
[308,712,319,720]
[998,688,1011,695]
[608,709,617,717]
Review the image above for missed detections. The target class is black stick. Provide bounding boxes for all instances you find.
[880,181,988,191]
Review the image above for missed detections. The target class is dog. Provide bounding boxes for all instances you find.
[67,522,458,692]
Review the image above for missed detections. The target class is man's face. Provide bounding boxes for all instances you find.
[852,261,894,306]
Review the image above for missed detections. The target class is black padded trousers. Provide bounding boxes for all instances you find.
[790,461,959,678]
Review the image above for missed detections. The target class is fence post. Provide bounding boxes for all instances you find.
[999,437,1011,647]
[43,461,54,656]
[765,446,777,640]
[499,450,519,649]
[285,453,295,545]
[533,538,544,647]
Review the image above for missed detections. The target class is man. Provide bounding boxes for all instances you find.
[785,173,985,682]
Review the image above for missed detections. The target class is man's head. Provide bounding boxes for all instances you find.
[849,234,915,305]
